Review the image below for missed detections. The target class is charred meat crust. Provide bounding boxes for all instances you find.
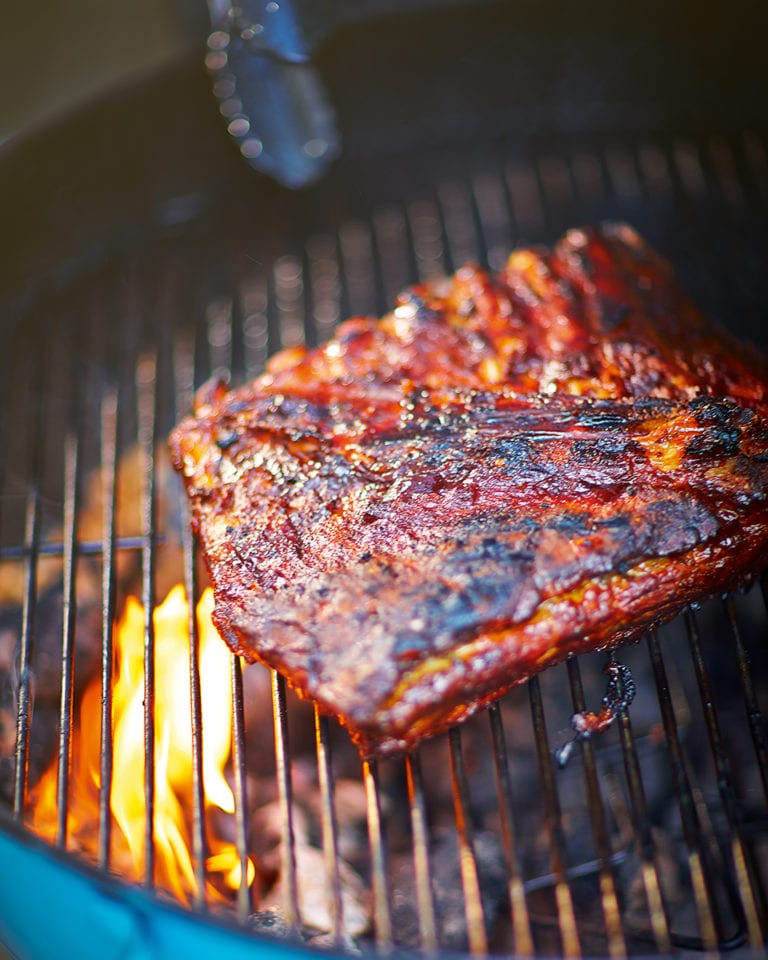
[170,223,768,756]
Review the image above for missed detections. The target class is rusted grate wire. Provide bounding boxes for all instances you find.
[1,130,768,958]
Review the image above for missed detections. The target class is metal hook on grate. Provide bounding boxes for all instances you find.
[555,659,636,768]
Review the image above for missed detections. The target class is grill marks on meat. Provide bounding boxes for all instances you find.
[170,223,768,755]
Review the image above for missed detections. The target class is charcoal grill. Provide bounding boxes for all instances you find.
[1,4,768,958]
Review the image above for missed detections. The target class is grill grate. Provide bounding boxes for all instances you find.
[1,130,768,958]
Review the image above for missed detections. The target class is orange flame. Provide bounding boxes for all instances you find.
[29,585,255,906]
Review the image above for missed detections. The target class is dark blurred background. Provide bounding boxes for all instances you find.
[1,0,767,337]
[0,1,200,146]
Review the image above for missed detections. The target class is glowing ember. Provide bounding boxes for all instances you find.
[29,585,255,906]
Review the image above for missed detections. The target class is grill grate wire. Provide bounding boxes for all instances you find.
[528,676,582,958]
[565,656,626,959]
[362,757,393,952]
[272,669,301,932]
[314,707,346,946]
[449,725,491,956]
[685,609,764,950]
[405,749,440,954]
[0,131,767,958]
[97,389,118,873]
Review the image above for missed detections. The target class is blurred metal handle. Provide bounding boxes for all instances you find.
[206,0,339,188]
[205,0,487,187]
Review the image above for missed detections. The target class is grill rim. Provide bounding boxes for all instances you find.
[1,58,768,955]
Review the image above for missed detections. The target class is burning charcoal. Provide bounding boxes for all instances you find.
[390,827,507,952]
[264,844,370,940]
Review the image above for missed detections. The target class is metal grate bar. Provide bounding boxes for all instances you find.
[137,351,159,889]
[55,429,81,848]
[565,658,627,959]
[527,676,581,959]
[601,143,642,213]
[724,596,768,803]
[12,488,41,819]
[398,199,422,289]
[271,670,300,931]
[487,703,534,958]
[314,706,345,944]
[684,758,754,952]
[356,215,387,319]
[372,206,414,306]
[665,139,742,316]
[239,269,270,381]
[206,294,234,378]
[229,263,248,380]
[273,255,307,355]
[174,264,208,909]
[470,163,515,270]
[432,183,457,274]
[230,654,252,921]
[448,726,488,956]
[685,608,765,948]
[0,537,161,561]
[97,390,118,871]
[299,246,318,351]
[362,759,393,952]
[700,137,760,303]
[405,751,439,954]
[338,219,378,320]
[614,657,672,953]
[708,136,745,210]
[741,130,768,205]
[305,234,340,347]
[406,197,447,282]
[10,336,47,823]
[569,148,611,219]
[646,630,719,952]
[536,152,578,235]
[505,160,545,241]
[181,527,207,909]
[437,178,482,270]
